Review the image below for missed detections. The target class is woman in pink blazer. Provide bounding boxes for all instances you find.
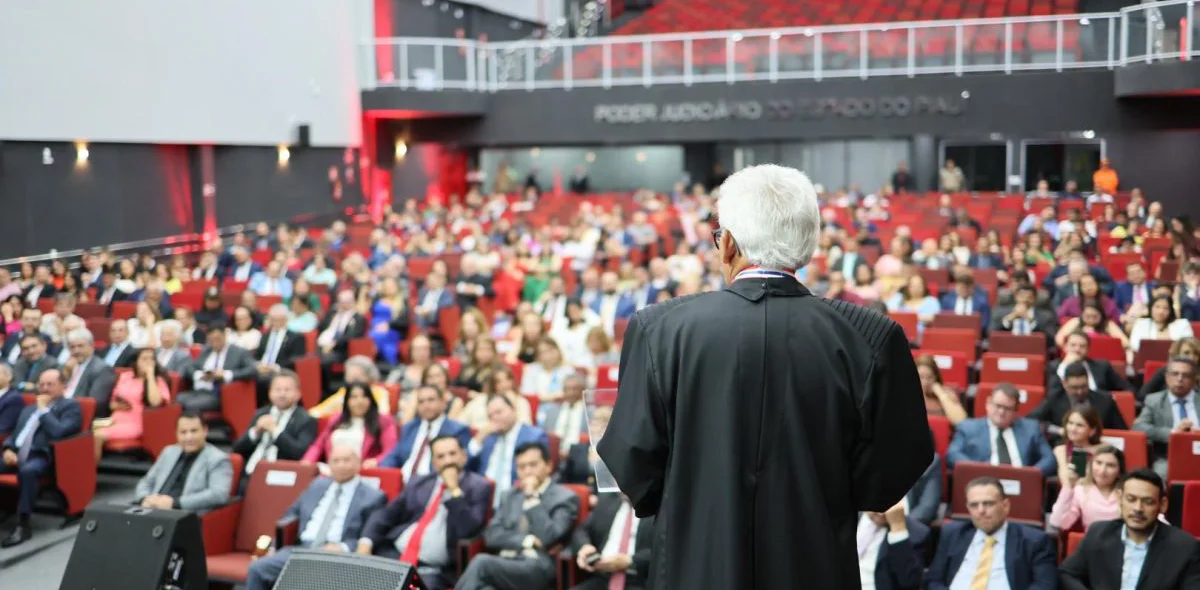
[302,381,397,468]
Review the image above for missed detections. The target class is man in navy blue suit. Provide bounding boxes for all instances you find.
[1,368,83,547]
[0,364,24,436]
[854,501,930,590]
[379,385,471,481]
[416,272,457,332]
[938,272,991,333]
[926,476,1057,590]
[359,435,492,590]
[946,383,1057,477]
[1113,261,1155,317]
[467,394,550,508]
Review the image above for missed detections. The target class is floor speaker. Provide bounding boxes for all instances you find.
[273,549,427,590]
[59,504,207,590]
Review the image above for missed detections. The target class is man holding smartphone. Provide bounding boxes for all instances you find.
[571,493,654,590]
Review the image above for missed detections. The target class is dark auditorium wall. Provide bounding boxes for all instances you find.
[1105,129,1200,219]
[390,0,542,41]
[0,142,194,258]
[211,147,361,227]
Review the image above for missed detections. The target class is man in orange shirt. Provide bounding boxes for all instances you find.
[1093,158,1119,195]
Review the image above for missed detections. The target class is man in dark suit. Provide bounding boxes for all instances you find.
[453,257,494,311]
[2,308,51,365]
[12,333,58,393]
[98,319,137,369]
[456,442,579,590]
[1060,469,1200,589]
[0,368,83,547]
[359,435,492,590]
[379,385,471,481]
[938,272,991,333]
[253,304,306,406]
[989,284,1058,344]
[415,272,456,332]
[176,322,258,413]
[316,290,367,387]
[926,476,1057,590]
[232,371,317,488]
[22,265,57,307]
[0,364,24,436]
[468,395,551,508]
[244,445,387,590]
[598,166,932,590]
[1046,330,1132,396]
[1114,262,1155,316]
[92,266,127,310]
[1032,361,1128,441]
[853,502,929,590]
[570,493,656,590]
[62,328,116,418]
[947,384,1058,477]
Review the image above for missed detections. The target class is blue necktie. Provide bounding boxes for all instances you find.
[1177,398,1189,421]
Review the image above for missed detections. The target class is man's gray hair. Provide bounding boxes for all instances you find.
[66,328,94,346]
[715,164,821,270]
[158,319,182,336]
[268,303,290,317]
[345,355,381,382]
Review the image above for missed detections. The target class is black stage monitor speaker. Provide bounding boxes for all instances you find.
[273,549,427,590]
[59,504,207,590]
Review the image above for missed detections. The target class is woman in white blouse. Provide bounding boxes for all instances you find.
[127,301,162,349]
[520,337,579,402]
[1129,295,1194,353]
[550,299,601,367]
[229,305,263,352]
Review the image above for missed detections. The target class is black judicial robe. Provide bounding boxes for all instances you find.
[597,277,933,590]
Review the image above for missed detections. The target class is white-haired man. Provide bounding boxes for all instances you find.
[156,320,193,374]
[598,164,932,590]
[254,304,306,405]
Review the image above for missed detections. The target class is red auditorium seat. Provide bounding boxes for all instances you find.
[1065,531,1085,558]
[1181,482,1200,538]
[360,466,404,501]
[1110,391,1137,429]
[103,402,182,459]
[204,460,318,587]
[915,349,970,389]
[922,328,979,362]
[950,462,1045,526]
[980,353,1045,387]
[1167,432,1200,484]
[292,355,323,410]
[1099,430,1148,470]
[988,333,1047,356]
[220,380,258,440]
[0,396,97,521]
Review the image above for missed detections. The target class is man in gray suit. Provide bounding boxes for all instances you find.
[62,328,116,417]
[244,445,387,590]
[176,322,257,413]
[11,333,58,393]
[1133,356,1200,479]
[134,412,232,513]
[456,442,580,590]
[155,320,194,374]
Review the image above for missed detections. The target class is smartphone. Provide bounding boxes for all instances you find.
[1071,448,1089,477]
[585,553,602,566]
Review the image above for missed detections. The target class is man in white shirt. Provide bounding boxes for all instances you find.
[227,246,258,282]
[244,445,387,590]
[946,385,1057,477]
[853,501,929,590]
[231,371,318,491]
[39,293,82,345]
[572,493,657,590]
[23,265,55,308]
[254,305,305,405]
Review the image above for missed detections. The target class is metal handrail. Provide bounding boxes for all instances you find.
[365,3,1200,91]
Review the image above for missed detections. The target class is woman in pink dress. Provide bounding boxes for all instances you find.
[93,348,170,459]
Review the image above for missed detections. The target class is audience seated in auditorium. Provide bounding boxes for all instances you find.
[92,347,165,457]
[468,394,550,507]
[939,272,991,332]
[1046,330,1131,396]
[538,374,588,454]
[134,412,231,514]
[990,283,1058,341]
[99,319,137,369]
[947,384,1057,477]
[571,492,656,590]
[456,442,578,590]
[458,365,532,430]
[244,445,386,590]
[13,333,58,393]
[1133,356,1200,479]
[1059,469,1200,588]
[925,476,1057,589]
[1048,444,1127,533]
[360,434,491,590]
[0,369,82,547]
[62,328,116,419]
[558,405,606,488]
[1030,361,1127,441]
[379,385,471,482]
[854,499,928,590]
[0,364,21,435]
[303,382,397,470]
[232,370,317,490]
[176,322,256,413]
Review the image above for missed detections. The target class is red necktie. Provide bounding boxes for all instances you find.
[400,483,444,565]
[608,507,635,590]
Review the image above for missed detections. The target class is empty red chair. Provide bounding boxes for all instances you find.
[950,462,1045,526]
[293,355,322,410]
[110,300,138,320]
[922,328,979,363]
[1181,482,1200,538]
[360,467,404,501]
[988,333,1047,357]
[981,353,1046,387]
[74,302,107,319]
[1111,391,1137,429]
[1167,432,1200,484]
[889,312,919,342]
[347,337,378,361]
[220,380,258,440]
[1134,339,1174,373]
[1088,336,1126,366]
[1099,429,1148,470]
[930,313,983,339]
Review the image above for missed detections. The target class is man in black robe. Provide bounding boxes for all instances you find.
[597,164,933,590]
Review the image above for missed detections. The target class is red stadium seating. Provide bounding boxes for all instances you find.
[220,380,258,440]
[103,402,182,459]
[293,355,323,410]
[1167,432,1200,485]
[1110,391,1137,429]
[981,353,1046,387]
[1099,430,1148,470]
[915,349,970,389]
[1065,531,1085,557]
[1181,482,1200,538]
[988,333,1047,356]
[922,328,979,362]
[360,466,404,501]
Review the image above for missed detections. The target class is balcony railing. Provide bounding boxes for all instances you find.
[363,0,1199,92]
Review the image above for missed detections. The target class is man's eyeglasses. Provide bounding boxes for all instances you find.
[712,227,725,250]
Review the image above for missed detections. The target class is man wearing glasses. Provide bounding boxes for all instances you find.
[947,383,1057,477]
